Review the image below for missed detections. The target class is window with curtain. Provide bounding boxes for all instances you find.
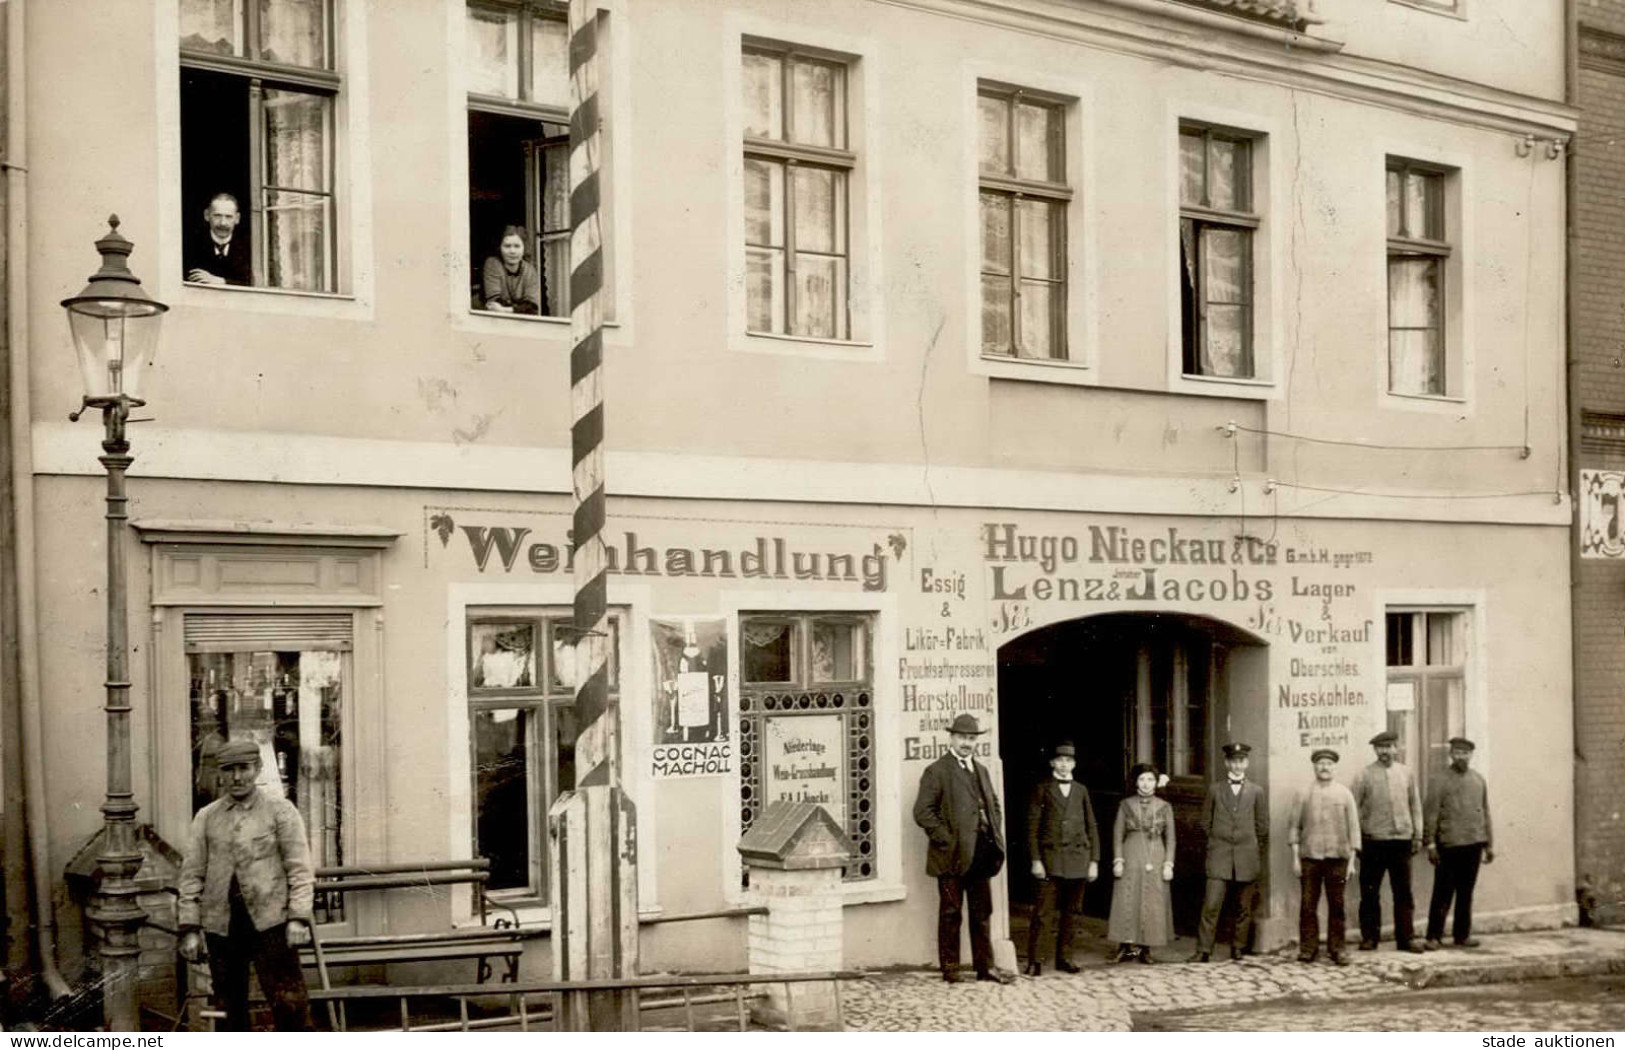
[978,84,1070,360]
[179,0,338,292]
[1386,158,1452,397]
[466,1,575,318]
[742,44,854,341]
[1179,124,1258,379]
[738,613,876,881]
[466,610,621,903]
[1385,609,1467,796]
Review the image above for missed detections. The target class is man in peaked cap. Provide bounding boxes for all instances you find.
[1023,740,1099,976]
[177,739,315,1030]
[1423,737,1494,950]
[1289,747,1360,965]
[913,713,1015,984]
[1352,730,1425,953]
[1190,742,1268,962]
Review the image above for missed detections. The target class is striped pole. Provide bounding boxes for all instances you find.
[568,0,612,791]
[554,0,638,1030]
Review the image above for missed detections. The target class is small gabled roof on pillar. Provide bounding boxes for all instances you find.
[737,801,855,871]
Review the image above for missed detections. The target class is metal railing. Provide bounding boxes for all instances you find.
[307,970,865,1032]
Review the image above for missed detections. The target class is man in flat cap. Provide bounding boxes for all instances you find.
[913,713,1015,983]
[1423,737,1494,950]
[1190,741,1268,962]
[1352,730,1425,953]
[177,739,315,1030]
[1023,740,1099,976]
[1288,748,1360,965]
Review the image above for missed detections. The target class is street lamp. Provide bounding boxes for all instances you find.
[61,216,167,1032]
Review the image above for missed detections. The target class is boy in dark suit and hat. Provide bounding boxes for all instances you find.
[1190,741,1268,962]
[1022,740,1099,976]
[913,713,1015,984]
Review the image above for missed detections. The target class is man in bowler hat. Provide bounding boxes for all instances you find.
[1023,740,1099,975]
[913,713,1015,983]
[1423,737,1494,950]
[1352,729,1425,952]
[1190,741,1267,962]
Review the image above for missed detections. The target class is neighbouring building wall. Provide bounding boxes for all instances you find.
[1575,0,1625,926]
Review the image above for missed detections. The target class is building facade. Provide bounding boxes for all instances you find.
[1575,0,1625,929]
[3,0,1576,1001]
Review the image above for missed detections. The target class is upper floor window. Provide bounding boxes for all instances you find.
[466,1,571,318]
[180,0,339,293]
[1386,158,1453,397]
[1179,124,1258,379]
[1390,0,1462,14]
[742,44,854,341]
[978,85,1070,360]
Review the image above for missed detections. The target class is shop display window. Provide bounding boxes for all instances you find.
[465,609,618,903]
[185,613,350,921]
[738,612,876,881]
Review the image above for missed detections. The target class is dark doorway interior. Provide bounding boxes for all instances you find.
[998,612,1267,962]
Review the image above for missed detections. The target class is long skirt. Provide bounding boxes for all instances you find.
[1108,831,1175,946]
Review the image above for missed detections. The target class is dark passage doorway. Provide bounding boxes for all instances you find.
[998,612,1267,960]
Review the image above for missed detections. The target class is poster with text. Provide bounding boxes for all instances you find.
[650,618,732,778]
[763,713,847,826]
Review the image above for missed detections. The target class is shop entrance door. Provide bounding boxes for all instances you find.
[998,612,1268,962]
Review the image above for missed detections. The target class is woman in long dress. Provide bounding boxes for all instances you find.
[1108,762,1176,963]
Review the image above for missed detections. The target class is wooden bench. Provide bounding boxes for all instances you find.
[300,860,540,1026]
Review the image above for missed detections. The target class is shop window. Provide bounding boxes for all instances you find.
[185,613,349,920]
[465,610,621,902]
[1386,158,1455,397]
[742,43,854,340]
[978,84,1070,360]
[465,1,574,318]
[179,0,339,292]
[1385,609,1467,794]
[738,613,876,881]
[1179,123,1258,379]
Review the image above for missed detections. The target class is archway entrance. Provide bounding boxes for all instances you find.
[999,612,1268,965]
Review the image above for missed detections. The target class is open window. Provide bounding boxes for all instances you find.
[466,1,573,318]
[179,0,339,292]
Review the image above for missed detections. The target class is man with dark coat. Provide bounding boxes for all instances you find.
[1190,741,1268,962]
[913,713,1015,984]
[1423,736,1494,950]
[1022,740,1099,976]
[1353,729,1425,952]
[185,192,253,286]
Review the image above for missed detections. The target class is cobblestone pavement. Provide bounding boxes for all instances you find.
[1137,974,1625,1032]
[841,928,1625,1032]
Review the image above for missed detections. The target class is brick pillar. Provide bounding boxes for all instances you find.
[736,801,854,1030]
[745,864,844,1029]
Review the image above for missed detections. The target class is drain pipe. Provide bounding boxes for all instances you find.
[1564,0,1593,925]
[7,0,70,1002]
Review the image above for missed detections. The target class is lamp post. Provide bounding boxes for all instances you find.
[60,216,167,1032]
